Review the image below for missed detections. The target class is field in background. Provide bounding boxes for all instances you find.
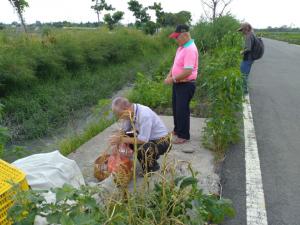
[260,32,300,45]
[0,27,173,142]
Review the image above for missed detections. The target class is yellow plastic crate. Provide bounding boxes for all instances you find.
[0,159,29,225]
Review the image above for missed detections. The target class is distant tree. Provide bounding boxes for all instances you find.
[128,0,150,27]
[143,21,157,35]
[91,0,115,25]
[0,23,5,30]
[8,0,29,32]
[148,2,165,27]
[103,11,124,30]
[201,0,233,21]
[163,11,192,27]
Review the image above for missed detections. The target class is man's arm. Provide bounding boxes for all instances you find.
[164,68,173,84]
[109,134,145,146]
[173,69,192,81]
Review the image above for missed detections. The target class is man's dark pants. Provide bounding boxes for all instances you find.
[172,82,196,140]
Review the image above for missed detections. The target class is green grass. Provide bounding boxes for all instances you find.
[59,118,114,156]
[0,28,174,141]
[260,31,300,45]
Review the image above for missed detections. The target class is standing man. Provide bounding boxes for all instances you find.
[238,22,255,94]
[164,24,199,145]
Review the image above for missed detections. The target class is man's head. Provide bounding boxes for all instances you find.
[238,22,252,35]
[169,24,191,46]
[112,97,133,119]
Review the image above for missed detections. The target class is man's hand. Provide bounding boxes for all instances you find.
[164,77,173,85]
[109,134,122,146]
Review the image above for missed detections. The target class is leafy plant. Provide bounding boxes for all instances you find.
[8,168,235,224]
[128,72,172,109]
[0,103,9,157]
[199,32,244,155]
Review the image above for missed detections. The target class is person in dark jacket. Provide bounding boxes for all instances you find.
[238,22,255,94]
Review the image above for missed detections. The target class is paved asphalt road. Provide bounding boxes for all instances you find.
[221,38,300,225]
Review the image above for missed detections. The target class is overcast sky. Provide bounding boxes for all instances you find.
[0,0,299,28]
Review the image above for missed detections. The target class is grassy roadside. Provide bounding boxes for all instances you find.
[259,31,300,45]
[58,49,174,156]
[0,28,173,142]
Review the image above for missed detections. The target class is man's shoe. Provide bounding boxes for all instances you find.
[172,137,188,144]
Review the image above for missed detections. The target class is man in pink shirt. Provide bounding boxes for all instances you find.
[164,24,199,145]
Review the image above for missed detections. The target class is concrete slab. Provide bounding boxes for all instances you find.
[68,116,219,194]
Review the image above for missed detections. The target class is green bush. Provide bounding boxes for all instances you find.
[199,32,244,153]
[192,15,240,52]
[128,72,172,109]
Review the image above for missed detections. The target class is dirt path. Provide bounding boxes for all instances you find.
[68,116,219,194]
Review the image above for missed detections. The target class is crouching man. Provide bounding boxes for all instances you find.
[109,97,171,175]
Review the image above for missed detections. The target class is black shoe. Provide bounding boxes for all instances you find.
[149,163,160,172]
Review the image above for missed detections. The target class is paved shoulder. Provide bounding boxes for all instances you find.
[68,116,219,194]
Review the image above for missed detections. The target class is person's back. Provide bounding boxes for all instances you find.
[238,22,255,94]
[243,32,256,61]
[134,103,168,142]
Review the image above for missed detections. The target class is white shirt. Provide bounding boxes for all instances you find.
[122,104,168,142]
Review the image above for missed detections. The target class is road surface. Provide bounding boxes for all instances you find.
[222,38,300,225]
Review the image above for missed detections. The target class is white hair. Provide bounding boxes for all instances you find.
[111,97,132,112]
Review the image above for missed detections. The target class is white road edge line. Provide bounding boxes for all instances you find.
[244,94,268,225]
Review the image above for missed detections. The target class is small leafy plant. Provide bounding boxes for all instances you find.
[8,171,235,225]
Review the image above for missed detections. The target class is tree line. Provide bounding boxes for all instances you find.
[5,0,235,34]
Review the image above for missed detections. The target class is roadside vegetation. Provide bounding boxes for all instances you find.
[0,28,172,139]
[1,2,243,223]
[8,150,235,225]
[129,15,244,158]
[260,31,300,45]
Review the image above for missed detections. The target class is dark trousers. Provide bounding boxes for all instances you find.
[172,82,196,140]
[130,136,171,173]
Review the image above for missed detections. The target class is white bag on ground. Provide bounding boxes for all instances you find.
[12,150,85,189]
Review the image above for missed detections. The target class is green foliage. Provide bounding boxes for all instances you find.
[128,72,172,109]
[200,32,244,153]
[8,0,29,32]
[0,28,172,141]
[91,0,115,24]
[8,171,235,224]
[59,99,114,156]
[8,0,29,12]
[143,21,157,35]
[163,11,192,27]
[103,11,124,30]
[59,118,114,156]
[0,103,9,157]
[127,54,174,110]
[260,31,300,45]
[192,15,240,52]
[128,0,150,26]
[148,2,164,27]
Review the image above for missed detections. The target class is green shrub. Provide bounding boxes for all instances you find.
[199,32,244,153]
[128,72,172,109]
[8,166,235,224]
[192,15,240,52]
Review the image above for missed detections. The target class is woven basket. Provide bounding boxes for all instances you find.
[94,153,110,181]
